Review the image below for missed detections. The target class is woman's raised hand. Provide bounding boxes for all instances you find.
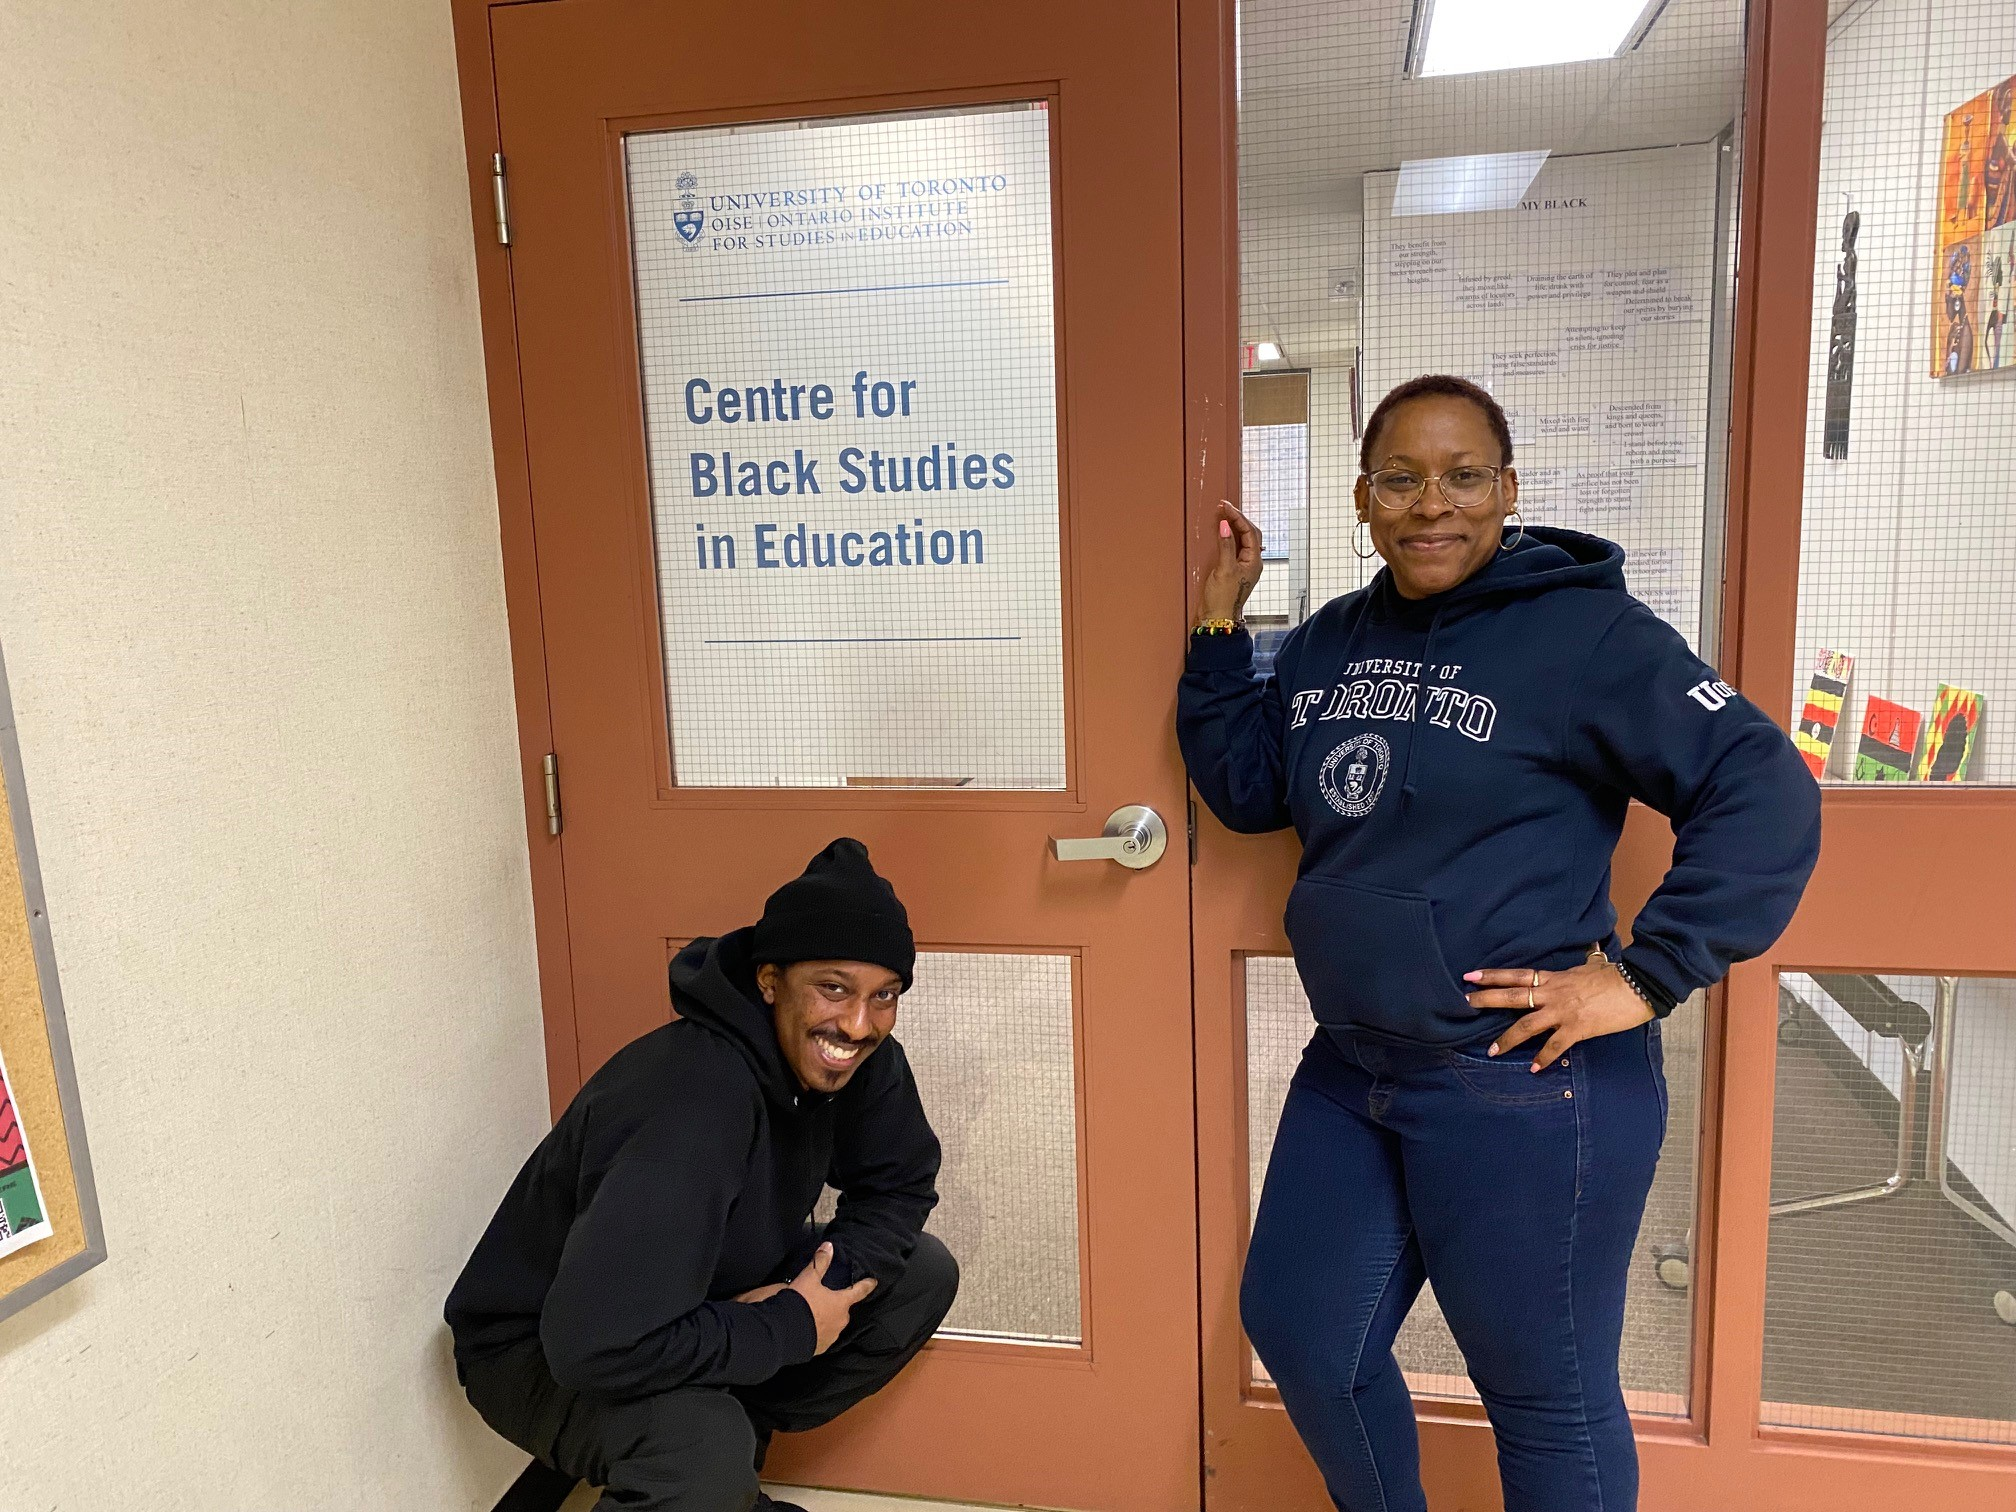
[1200,500,1264,623]
[1462,962,1655,1071]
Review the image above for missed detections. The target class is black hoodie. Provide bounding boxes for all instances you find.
[444,929,942,1397]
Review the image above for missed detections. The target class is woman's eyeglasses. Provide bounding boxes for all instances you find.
[1363,464,1505,510]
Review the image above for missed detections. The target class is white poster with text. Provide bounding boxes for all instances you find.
[627,105,1063,788]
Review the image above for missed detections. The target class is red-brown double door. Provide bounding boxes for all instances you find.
[457,2,2016,1511]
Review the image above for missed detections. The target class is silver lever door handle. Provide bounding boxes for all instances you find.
[1050,805,1168,870]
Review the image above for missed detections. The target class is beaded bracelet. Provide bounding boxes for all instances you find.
[1192,617,1242,636]
[1617,960,1677,1019]
[1587,944,1676,1019]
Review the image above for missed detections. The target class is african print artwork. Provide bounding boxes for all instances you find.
[1853,697,1922,783]
[1914,684,1985,782]
[1792,648,1855,779]
[1934,79,2016,376]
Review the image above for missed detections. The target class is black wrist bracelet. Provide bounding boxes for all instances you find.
[1618,961,1678,1019]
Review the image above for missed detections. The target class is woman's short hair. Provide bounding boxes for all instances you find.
[1359,374,1514,474]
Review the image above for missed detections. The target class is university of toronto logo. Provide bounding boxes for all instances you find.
[674,170,703,246]
[1319,733,1392,819]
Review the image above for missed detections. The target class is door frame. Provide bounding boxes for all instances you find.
[450,4,1203,1510]
[1181,0,2016,1507]
[451,0,580,1118]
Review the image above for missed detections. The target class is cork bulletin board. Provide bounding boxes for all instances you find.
[0,646,104,1322]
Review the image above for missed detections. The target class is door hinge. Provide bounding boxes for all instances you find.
[542,752,561,835]
[492,152,512,247]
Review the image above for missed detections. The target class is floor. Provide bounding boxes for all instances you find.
[554,1486,981,1512]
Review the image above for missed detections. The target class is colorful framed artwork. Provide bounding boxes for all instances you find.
[1792,648,1855,778]
[0,644,106,1321]
[1914,684,1985,783]
[1853,696,1923,783]
[1934,78,2016,376]
[0,1044,51,1257]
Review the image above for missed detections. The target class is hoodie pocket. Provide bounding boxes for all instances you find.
[1284,875,1476,1040]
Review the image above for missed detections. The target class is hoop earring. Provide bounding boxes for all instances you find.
[1500,510,1525,551]
[1354,517,1377,560]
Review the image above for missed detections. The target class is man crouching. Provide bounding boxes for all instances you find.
[447,838,957,1511]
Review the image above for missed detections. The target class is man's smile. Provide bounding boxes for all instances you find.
[811,1029,871,1070]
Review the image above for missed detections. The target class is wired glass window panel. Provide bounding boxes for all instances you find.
[832,950,1082,1346]
[1236,0,1747,1417]
[1792,1,2016,787]
[1239,0,1743,657]
[1242,957,1706,1414]
[625,105,1066,789]
[1763,973,2016,1443]
[1242,371,1313,674]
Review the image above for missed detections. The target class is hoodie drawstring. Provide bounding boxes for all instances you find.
[1400,607,1446,809]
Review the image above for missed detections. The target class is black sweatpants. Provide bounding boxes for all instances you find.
[461,1233,959,1512]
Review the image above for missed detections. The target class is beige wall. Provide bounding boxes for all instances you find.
[0,3,548,1507]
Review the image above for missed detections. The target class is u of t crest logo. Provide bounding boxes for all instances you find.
[1319,734,1393,818]
[674,170,704,246]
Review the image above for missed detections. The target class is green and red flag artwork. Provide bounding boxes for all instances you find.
[1915,684,1985,782]
[0,1040,52,1258]
[1852,697,1922,782]
[1792,649,1855,778]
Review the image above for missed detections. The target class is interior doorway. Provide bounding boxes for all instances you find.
[452,1,2016,1508]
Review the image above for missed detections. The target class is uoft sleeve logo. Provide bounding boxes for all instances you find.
[675,171,704,246]
[1319,734,1392,818]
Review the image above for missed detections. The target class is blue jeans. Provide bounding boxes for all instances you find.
[1242,1022,1666,1512]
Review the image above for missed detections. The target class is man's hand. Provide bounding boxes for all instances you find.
[732,1283,788,1305]
[787,1243,877,1355]
[1463,962,1654,1071]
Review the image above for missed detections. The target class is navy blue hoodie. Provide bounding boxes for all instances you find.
[1179,527,1820,1047]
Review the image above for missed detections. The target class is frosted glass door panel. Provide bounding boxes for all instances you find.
[903,951,1081,1344]
[626,105,1065,788]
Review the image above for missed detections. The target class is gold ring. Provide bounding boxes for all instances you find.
[1529,970,1539,1010]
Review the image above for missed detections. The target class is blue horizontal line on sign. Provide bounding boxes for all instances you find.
[703,635,1022,645]
[677,278,1009,303]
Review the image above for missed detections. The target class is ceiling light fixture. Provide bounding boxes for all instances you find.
[1255,341,1285,364]
[1407,0,1667,79]
[1392,151,1551,217]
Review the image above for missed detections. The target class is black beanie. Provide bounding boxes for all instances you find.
[750,838,916,988]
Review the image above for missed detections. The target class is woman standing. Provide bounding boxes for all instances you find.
[1180,375,1819,1512]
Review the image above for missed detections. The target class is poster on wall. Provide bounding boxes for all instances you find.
[1934,79,2016,376]
[1853,697,1922,782]
[1792,648,1855,778]
[1915,683,1985,782]
[0,1043,51,1259]
[1360,144,1720,649]
[625,104,1064,788]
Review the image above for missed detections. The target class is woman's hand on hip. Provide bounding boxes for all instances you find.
[1462,963,1653,1072]
[1200,500,1264,622]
